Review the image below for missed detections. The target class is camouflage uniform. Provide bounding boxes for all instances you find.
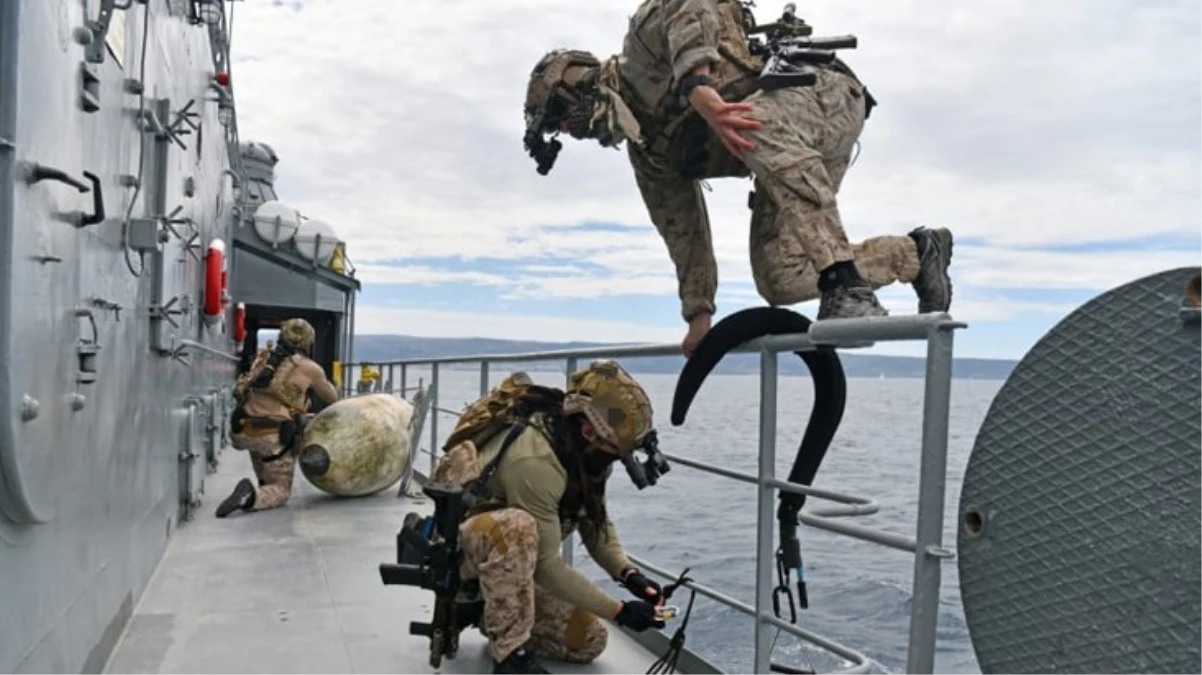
[460,508,609,664]
[524,0,953,322]
[218,318,337,517]
[228,431,296,510]
[431,361,658,668]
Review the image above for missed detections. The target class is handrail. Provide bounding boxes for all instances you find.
[176,339,241,363]
[352,311,965,673]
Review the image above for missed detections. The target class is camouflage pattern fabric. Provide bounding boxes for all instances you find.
[563,360,654,454]
[460,508,609,664]
[618,0,920,320]
[231,431,296,510]
[278,317,315,353]
[739,71,921,305]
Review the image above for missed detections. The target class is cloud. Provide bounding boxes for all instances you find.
[224,0,1201,359]
[353,305,684,345]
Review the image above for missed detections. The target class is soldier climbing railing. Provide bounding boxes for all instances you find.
[349,311,965,674]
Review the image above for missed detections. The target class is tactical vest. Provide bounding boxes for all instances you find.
[233,349,309,418]
[430,374,594,528]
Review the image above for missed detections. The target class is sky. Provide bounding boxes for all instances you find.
[224,0,1200,360]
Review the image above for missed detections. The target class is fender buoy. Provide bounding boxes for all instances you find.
[233,302,246,343]
[203,239,225,317]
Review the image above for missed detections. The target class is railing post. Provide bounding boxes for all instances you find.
[387,364,395,395]
[430,363,440,473]
[754,348,778,674]
[905,325,956,674]
[480,361,490,398]
[401,364,407,396]
[561,356,578,566]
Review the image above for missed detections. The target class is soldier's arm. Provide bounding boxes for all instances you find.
[302,360,340,404]
[628,146,718,322]
[499,458,624,619]
[662,0,722,84]
[578,516,631,580]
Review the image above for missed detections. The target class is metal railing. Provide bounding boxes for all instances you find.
[346,312,965,674]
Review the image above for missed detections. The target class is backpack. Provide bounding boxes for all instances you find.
[232,342,307,416]
[233,347,271,404]
[430,371,565,497]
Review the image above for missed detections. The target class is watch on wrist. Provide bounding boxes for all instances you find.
[678,73,712,100]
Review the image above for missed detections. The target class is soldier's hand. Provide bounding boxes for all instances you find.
[687,85,761,160]
[620,568,663,602]
[614,600,666,632]
[682,312,711,359]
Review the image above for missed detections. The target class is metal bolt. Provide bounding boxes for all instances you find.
[69,393,87,411]
[73,27,94,45]
[20,395,39,421]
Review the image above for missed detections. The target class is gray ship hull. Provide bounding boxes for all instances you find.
[2,0,232,671]
[1,1,354,671]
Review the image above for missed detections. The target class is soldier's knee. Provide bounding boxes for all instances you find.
[463,508,540,558]
[755,277,795,307]
[493,508,538,533]
[565,610,608,663]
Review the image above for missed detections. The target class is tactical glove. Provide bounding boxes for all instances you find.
[621,568,663,602]
[614,600,666,632]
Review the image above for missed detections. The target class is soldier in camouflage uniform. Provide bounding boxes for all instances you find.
[522,0,954,356]
[432,361,668,673]
[216,318,340,517]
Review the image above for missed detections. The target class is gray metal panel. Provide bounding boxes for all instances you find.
[957,267,1202,674]
[231,247,348,313]
[0,0,238,671]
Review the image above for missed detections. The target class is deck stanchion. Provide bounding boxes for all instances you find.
[430,363,440,473]
[905,325,956,674]
[754,348,778,674]
[561,356,578,566]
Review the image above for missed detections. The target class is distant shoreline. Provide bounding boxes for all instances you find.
[348,334,1018,381]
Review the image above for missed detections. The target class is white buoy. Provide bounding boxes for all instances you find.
[252,200,301,245]
[294,218,341,265]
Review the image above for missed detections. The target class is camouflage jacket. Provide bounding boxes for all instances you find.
[618,0,763,160]
[616,0,765,322]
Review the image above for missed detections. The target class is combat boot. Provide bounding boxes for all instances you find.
[909,226,953,313]
[493,646,548,674]
[216,478,256,518]
[817,285,889,320]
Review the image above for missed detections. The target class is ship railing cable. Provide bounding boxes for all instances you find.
[358,312,963,674]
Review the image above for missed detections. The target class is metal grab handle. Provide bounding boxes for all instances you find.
[79,171,105,227]
[27,164,106,227]
[29,163,89,192]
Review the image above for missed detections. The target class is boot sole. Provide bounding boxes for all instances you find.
[919,228,954,313]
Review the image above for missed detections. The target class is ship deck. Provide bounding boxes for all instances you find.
[103,447,679,674]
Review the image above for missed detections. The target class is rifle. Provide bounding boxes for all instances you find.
[378,483,484,668]
[745,2,860,92]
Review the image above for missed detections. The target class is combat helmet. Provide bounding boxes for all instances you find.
[563,359,654,454]
[278,318,315,354]
[522,49,602,175]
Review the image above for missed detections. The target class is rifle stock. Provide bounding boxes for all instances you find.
[378,483,481,669]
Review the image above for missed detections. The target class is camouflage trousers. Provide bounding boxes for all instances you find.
[459,508,608,664]
[230,431,296,510]
[629,67,921,320]
[739,68,920,305]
